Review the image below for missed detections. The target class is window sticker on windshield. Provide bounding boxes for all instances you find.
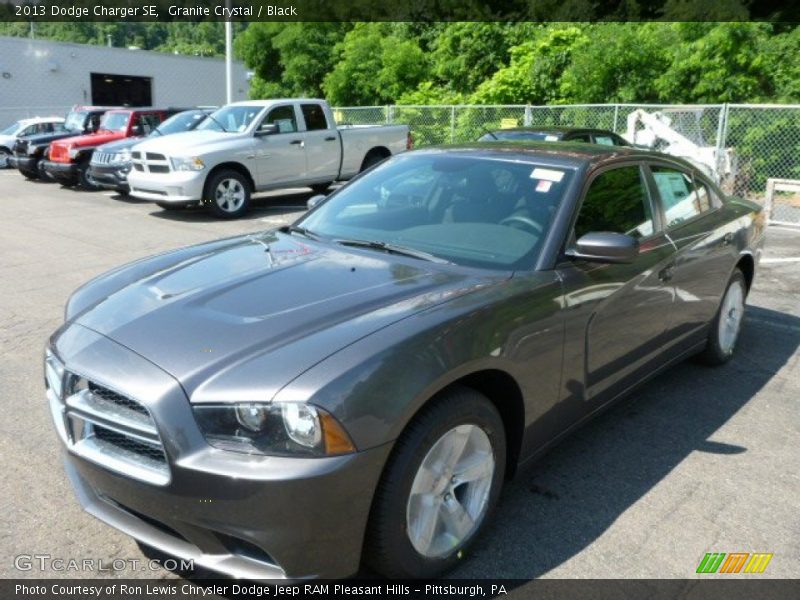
[545,135,559,141]
[535,180,552,193]
[531,168,565,182]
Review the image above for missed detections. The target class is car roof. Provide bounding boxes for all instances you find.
[412,141,698,171]
[16,116,65,125]
[227,99,326,107]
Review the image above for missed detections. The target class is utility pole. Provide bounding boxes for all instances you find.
[225,0,233,104]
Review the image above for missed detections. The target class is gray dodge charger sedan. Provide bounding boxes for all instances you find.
[45,143,764,579]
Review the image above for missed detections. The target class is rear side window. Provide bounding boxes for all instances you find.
[594,134,624,146]
[301,104,329,131]
[575,165,654,239]
[651,166,714,227]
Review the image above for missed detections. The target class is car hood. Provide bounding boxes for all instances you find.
[98,137,144,153]
[17,130,81,147]
[0,134,17,146]
[74,231,503,399]
[52,131,126,149]
[132,130,243,156]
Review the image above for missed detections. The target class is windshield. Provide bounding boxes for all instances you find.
[1,122,22,136]
[197,105,262,133]
[152,111,207,136]
[64,111,88,132]
[99,112,131,132]
[298,153,574,270]
[479,131,562,142]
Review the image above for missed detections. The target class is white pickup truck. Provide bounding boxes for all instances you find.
[127,99,411,218]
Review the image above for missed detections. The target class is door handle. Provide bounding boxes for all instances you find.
[658,263,675,283]
[722,232,734,246]
[290,139,304,146]
[324,136,337,141]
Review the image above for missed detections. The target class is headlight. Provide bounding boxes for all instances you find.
[170,156,205,171]
[193,402,356,457]
[114,149,132,164]
[44,349,65,399]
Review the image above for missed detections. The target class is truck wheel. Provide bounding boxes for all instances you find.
[310,182,332,194]
[0,148,10,168]
[360,151,388,172]
[364,387,506,578]
[205,170,251,219]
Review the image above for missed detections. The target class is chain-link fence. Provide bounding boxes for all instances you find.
[336,103,800,224]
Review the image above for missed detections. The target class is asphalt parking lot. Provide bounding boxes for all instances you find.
[0,170,797,580]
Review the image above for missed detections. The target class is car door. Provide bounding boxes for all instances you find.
[645,161,738,344]
[252,104,307,188]
[557,162,677,403]
[300,103,340,184]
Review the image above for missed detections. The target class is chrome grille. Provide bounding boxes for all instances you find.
[91,151,115,166]
[45,350,170,486]
[131,151,171,174]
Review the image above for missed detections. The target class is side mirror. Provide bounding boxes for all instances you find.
[255,123,278,137]
[567,232,639,264]
[307,194,326,210]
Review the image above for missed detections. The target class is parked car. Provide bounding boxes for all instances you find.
[0,116,65,168]
[127,99,412,218]
[479,126,630,146]
[11,107,116,180]
[88,109,213,195]
[42,107,178,189]
[45,143,763,580]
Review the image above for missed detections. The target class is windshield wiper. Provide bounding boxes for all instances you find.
[206,114,228,133]
[279,224,321,240]
[335,238,451,264]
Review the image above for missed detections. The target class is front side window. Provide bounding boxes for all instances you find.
[575,165,654,239]
[651,166,713,228]
[259,105,298,134]
[297,153,575,270]
[301,104,329,131]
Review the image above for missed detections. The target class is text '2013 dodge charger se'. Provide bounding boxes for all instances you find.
[45,143,764,579]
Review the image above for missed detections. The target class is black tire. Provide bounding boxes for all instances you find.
[78,160,99,191]
[697,269,747,366]
[204,169,251,219]
[310,182,333,194]
[21,169,39,180]
[360,151,388,172]
[364,387,506,578]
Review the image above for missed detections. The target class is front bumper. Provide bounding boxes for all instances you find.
[88,164,130,192]
[128,169,205,203]
[48,324,390,580]
[42,159,79,185]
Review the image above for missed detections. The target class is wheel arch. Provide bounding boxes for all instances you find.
[735,253,755,294]
[360,146,391,171]
[203,162,256,198]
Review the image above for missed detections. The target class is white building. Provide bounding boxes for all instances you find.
[0,36,250,124]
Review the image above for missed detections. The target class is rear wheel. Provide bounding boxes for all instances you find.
[698,269,746,365]
[205,170,251,219]
[310,182,332,194]
[365,387,506,578]
[360,150,388,172]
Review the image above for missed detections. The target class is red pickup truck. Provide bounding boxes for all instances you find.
[42,108,176,189]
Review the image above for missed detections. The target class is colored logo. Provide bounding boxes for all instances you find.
[696,552,773,574]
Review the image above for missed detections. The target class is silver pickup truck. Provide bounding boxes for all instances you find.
[127,99,411,218]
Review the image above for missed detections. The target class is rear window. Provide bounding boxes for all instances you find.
[301,104,329,131]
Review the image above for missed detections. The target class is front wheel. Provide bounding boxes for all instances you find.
[365,387,506,578]
[78,161,99,190]
[698,269,747,365]
[205,170,251,219]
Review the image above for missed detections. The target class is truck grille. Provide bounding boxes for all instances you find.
[13,139,27,156]
[131,151,170,174]
[91,151,116,166]
[45,350,170,486]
